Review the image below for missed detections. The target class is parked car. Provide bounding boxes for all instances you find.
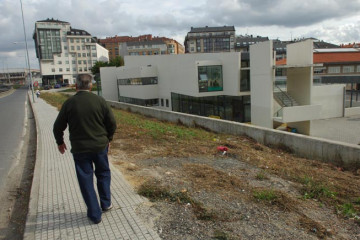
[54,84,61,89]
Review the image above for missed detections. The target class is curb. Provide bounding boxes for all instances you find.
[23,92,42,240]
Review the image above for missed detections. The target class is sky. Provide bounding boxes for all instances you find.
[1,0,360,70]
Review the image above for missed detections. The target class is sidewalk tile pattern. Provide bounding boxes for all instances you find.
[31,97,160,240]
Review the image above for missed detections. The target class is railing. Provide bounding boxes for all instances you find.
[274,84,296,107]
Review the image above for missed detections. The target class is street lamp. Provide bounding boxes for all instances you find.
[19,0,35,102]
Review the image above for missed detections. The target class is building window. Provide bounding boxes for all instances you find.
[77,46,80,50]
[117,77,158,85]
[79,67,82,72]
[64,46,68,50]
[357,65,360,72]
[343,65,355,73]
[92,53,97,57]
[198,65,223,92]
[66,68,70,72]
[65,60,69,64]
[72,60,76,64]
[71,46,74,51]
[171,93,251,123]
[70,39,74,43]
[73,67,76,71]
[76,39,79,43]
[161,99,164,106]
[91,46,96,50]
[78,53,81,57]
[328,66,340,74]
[82,53,86,57]
[83,60,87,64]
[59,68,63,72]
[82,46,85,50]
[166,99,169,107]
[52,68,55,72]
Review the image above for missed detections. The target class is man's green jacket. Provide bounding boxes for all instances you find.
[53,91,117,153]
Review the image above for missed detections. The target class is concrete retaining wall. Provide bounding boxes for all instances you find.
[345,107,360,116]
[108,100,360,170]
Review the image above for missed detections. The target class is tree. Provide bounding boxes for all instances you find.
[109,56,124,67]
[91,61,108,75]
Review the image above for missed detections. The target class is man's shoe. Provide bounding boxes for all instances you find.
[90,218,102,224]
[102,203,113,212]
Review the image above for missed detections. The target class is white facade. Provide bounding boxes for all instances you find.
[101,53,251,122]
[34,19,109,84]
[101,41,346,134]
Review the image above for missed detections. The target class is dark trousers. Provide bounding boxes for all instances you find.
[73,147,111,221]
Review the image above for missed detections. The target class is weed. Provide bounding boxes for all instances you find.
[138,181,217,221]
[300,176,337,200]
[253,189,278,202]
[255,170,268,180]
[213,230,228,240]
[338,203,358,218]
[354,197,360,205]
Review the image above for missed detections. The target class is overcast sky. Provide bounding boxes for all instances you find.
[1,0,360,69]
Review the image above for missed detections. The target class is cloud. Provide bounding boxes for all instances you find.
[1,0,360,69]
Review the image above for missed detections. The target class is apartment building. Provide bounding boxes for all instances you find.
[277,48,360,89]
[235,35,269,52]
[33,18,109,85]
[99,35,184,60]
[184,26,236,53]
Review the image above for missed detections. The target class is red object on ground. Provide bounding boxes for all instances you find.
[217,146,228,152]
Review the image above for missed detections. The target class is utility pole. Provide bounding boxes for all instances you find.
[19,0,35,102]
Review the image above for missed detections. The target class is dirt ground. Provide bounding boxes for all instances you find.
[110,114,360,239]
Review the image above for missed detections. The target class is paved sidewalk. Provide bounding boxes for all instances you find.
[24,95,160,240]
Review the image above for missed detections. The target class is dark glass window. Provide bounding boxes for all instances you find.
[118,96,159,107]
[198,65,223,92]
[117,77,158,85]
[38,29,62,60]
[171,93,251,123]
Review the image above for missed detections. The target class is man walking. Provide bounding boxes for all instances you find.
[53,74,117,224]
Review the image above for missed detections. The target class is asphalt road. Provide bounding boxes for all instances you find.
[0,87,28,191]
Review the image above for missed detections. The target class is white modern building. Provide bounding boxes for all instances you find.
[101,40,354,135]
[33,18,109,85]
[101,52,251,123]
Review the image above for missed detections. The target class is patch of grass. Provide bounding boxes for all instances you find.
[354,197,360,205]
[12,84,22,89]
[138,180,217,221]
[40,92,70,110]
[255,170,268,181]
[253,189,278,202]
[113,109,211,142]
[338,203,358,218]
[300,176,337,200]
[59,88,76,92]
[213,230,229,240]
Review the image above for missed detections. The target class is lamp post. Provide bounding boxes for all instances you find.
[19,0,35,102]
